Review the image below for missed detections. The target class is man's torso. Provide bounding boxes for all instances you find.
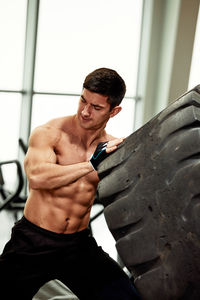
[24,116,107,233]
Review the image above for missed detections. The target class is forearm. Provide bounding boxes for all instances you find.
[27,161,94,190]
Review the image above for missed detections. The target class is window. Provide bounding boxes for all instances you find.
[0,93,22,161]
[0,0,27,161]
[31,95,80,129]
[35,0,142,97]
[32,0,143,138]
[0,0,26,90]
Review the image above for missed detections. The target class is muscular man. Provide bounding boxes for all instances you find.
[0,68,139,299]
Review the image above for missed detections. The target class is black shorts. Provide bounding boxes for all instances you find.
[0,216,139,300]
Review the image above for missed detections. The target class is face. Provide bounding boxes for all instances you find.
[77,88,121,130]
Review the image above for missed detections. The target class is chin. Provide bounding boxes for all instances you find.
[79,119,92,129]
[78,116,92,128]
[81,123,95,130]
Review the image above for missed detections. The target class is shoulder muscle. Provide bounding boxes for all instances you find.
[25,125,62,167]
[29,125,61,148]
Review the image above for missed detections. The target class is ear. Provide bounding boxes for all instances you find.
[109,106,122,118]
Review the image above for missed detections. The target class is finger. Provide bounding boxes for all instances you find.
[106,145,118,153]
[108,138,124,148]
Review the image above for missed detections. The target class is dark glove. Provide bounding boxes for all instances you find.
[90,142,109,170]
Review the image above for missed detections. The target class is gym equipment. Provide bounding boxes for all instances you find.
[33,279,78,300]
[97,86,200,299]
[19,138,28,154]
[0,138,28,211]
[0,160,24,211]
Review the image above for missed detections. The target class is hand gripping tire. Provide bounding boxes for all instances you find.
[90,142,109,170]
[97,86,200,300]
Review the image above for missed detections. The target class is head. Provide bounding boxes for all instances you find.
[77,68,126,130]
[83,67,126,111]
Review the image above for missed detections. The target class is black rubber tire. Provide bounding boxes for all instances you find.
[97,86,200,299]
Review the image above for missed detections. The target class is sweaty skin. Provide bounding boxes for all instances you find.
[24,89,123,233]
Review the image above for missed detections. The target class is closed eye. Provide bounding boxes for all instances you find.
[81,96,86,103]
[93,105,102,110]
[80,95,104,110]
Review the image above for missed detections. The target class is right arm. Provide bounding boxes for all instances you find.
[24,126,94,190]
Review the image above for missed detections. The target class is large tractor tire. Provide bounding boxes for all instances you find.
[97,86,200,299]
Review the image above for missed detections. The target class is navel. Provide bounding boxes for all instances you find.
[64,217,70,231]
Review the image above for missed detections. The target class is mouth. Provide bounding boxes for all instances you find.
[81,115,91,122]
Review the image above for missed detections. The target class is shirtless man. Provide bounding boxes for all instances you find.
[0,68,139,299]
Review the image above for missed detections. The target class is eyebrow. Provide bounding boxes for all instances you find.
[80,95,105,109]
[80,95,86,101]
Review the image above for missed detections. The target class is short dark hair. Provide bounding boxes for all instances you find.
[83,68,126,110]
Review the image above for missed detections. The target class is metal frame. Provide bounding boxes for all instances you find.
[18,0,40,157]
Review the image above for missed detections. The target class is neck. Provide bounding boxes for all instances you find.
[73,115,107,148]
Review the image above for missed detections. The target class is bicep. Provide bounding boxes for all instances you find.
[24,127,58,174]
[25,145,56,167]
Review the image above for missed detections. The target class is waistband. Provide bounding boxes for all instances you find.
[16,216,91,240]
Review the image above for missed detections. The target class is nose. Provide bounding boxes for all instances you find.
[82,104,91,117]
